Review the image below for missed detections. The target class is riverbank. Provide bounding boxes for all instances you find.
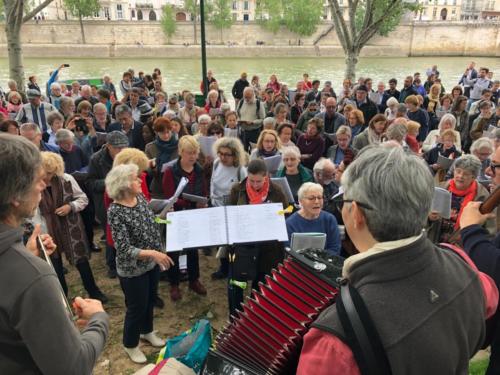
[0,20,499,58]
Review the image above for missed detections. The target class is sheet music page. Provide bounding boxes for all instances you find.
[225,203,288,244]
[263,154,282,173]
[198,135,217,158]
[166,206,227,251]
[224,128,238,138]
[431,187,452,219]
[271,177,295,204]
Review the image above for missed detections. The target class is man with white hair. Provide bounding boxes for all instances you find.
[297,146,497,374]
[237,87,266,150]
[313,158,338,214]
[75,85,98,108]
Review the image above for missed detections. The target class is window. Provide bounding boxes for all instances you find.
[432,7,437,18]
[452,8,455,13]
[104,7,110,19]
[232,1,237,10]
[244,1,249,10]
[243,13,249,21]
[131,9,136,18]
[453,0,456,5]
[94,10,99,17]
[116,4,123,19]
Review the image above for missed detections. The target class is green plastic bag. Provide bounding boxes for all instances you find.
[158,319,212,373]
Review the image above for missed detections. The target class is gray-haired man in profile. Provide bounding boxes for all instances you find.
[0,134,109,374]
[297,145,496,374]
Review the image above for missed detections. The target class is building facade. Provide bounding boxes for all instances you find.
[414,0,462,20]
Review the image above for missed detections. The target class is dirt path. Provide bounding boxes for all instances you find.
[66,244,228,375]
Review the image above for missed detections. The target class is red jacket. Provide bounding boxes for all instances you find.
[104,172,150,247]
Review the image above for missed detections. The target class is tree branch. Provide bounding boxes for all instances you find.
[347,0,358,41]
[23,0,54,23]
[328,0,352,50]
[356,0,400,47]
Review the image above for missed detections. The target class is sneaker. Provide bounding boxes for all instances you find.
[124,346,147,364]
[170,285,182,302]
[140,331,165,348]
[107,269,117,279]
[90,290,109,304]
[189,280,207,296]
[153,295,164,309]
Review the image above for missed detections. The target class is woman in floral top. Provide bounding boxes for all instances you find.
[106,164,174,364]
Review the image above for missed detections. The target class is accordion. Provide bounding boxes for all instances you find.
[202,248,344,375]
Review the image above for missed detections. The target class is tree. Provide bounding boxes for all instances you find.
[4,0,54,92]
[63,0,100,44]
[209,0,233,43]
[256,0,323,37]
[322,0,418,79]
[160,5,176,43]
[184,0,212,44]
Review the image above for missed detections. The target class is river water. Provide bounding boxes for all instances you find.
[1,56,499,100]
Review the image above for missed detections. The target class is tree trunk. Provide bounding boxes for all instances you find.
[345,51,359,81]
[5,4,25,92]
[79,14,86,44]
[220,28,223,44]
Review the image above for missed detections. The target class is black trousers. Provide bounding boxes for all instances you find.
[167,250,199,286]
[106,244,116,271]
[119,266,160,348]
[240,127,261,153]
[51,256,100,297]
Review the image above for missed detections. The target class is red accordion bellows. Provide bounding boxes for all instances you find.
[214,256,339,374]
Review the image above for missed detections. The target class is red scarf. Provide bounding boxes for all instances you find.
[449,179,477,230]
[246,176,270,204]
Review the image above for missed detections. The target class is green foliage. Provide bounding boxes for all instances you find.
[161,5,177,37]
[184,0,212,20]
[209,0,233,31]
[63,0,100,18]
[353,0,415,37]
[256,0,322,36]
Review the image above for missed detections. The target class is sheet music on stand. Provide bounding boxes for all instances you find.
[165,203,288,252]
[291,232,327,252]
[37,236,77,322]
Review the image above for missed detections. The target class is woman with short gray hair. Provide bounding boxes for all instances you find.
[428,154,495,244]
[470,137,494,181]
[276,146,313,202]
[286,182,341,255]
[106,163,174,364]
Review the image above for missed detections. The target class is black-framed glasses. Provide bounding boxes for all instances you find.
[489,162,500,176]
[335,199,374,212]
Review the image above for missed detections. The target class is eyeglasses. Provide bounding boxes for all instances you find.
[335,199,374,212]
[489,162,500,176]
[304,196,323,201]
[217,151,234,158]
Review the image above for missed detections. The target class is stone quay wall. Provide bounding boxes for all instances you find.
[0,20,498,58]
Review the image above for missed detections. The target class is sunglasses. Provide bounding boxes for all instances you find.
[335,199,374,212]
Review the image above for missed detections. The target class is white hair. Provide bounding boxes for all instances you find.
[281,145,301,159]
[55,129,74,143]
[50,82,61,90]
[298,182,323,201]
[313,157,335,172]
[198,114,211,124]
[470,137,494,154]
[105,164,139,201]
[438,113,457,131]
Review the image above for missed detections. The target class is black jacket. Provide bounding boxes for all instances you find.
[107,121,145,151]
[232,79,249,100]
[355,99,378,126]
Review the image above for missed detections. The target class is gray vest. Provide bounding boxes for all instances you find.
[313,236,485,375]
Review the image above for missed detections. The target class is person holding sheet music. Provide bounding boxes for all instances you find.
[162,135,208,301]
[427,155,495,244]
[227,159,288,316]
[424,129,462,180]
[286,182,341,255]
[209,137,248,279]
[249,129,282,161]
[326,125,357,167]
[106,164,174,364]
[275,146,313,203]
[296,118,326,170]
[145,117,178,199]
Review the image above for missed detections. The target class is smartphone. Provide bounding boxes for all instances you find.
[63,64,70,67]
[75,118,88,134]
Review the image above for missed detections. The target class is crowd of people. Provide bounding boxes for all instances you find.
[1,60,500,373]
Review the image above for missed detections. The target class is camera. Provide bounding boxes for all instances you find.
[75,118,88,134]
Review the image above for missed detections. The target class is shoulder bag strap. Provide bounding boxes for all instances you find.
[336,283,392,375]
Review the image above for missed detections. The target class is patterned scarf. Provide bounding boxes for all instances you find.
[246,176,270,204]
[449,179,477,230]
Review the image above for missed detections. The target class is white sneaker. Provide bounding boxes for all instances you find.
[140,331,166,348]
[124,346,147,364]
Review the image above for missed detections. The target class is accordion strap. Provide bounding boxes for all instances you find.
[336,283,392,375]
